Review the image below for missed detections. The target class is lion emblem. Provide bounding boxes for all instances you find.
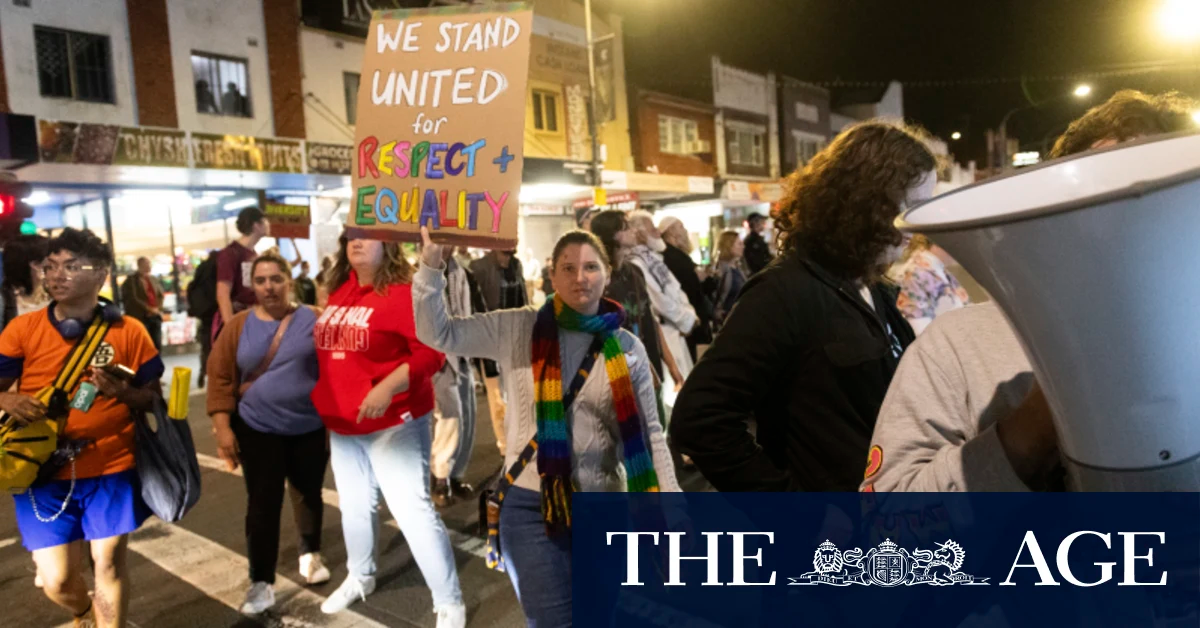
[791,538,986,587]
[813,540,844,574]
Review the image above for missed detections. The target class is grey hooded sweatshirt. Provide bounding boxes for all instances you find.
[861,301,1037,492]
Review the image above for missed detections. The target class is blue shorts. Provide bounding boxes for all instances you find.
[12,469,151,551]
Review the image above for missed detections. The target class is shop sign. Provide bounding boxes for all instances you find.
[571,191,638,210]
[748,181,784,202]
[723,180,784,202]
[38,120,188,167]
[529,15,614,123]
[521,204,565,216]
[307,142,353,175]
[688,176,715,194]
[264,203,311,239]
[116,127,190,167]
[531,35,589,83]
[192,133,304,173]
[565,83,589,161]
[723,180,751,201]
[349,3,533,249]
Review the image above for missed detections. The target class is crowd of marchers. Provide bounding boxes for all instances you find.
[0,89,1196,628]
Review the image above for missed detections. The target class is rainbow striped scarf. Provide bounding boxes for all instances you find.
[531,294,660,534]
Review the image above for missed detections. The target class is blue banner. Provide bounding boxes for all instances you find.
[572,493,1200,628]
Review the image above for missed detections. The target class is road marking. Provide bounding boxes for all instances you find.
[127,521,388,628]
[0,537,18,550]
[195,453,488,560]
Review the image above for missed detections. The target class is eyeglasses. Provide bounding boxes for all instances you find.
[38,262,100,278]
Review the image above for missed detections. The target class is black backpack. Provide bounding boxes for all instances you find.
[186,256,218,321]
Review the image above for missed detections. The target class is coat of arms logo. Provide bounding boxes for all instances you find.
[789,538,989,587]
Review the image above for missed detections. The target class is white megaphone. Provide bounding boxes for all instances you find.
[897,131,1200,491]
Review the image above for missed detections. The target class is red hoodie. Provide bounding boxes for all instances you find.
[311,272,444,435]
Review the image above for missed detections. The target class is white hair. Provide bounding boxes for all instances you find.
[627,209,655,227]
[658,216,684,235]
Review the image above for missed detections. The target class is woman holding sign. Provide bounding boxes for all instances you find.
[414,226,680,626]
[310,235,465,627]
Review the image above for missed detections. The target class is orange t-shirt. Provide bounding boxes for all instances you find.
[0,309,163,479]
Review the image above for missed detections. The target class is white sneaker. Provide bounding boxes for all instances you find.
[240,581,275,614]
[321,575,376,614]
[299,552,331,585]
[435,603,467,628]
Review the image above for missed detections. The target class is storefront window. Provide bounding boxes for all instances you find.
[58,191,280,349]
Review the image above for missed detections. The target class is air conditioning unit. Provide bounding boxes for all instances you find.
[689,140,713,154]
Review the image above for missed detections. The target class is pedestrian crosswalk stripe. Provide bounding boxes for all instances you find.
[194,452,490,560]
[128,520,388,628]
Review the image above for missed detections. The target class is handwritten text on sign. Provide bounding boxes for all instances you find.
[351,4,532,248]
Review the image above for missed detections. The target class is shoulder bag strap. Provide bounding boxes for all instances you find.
[496,333,607,500]
[0,308,112,435]
[238,306,296,397]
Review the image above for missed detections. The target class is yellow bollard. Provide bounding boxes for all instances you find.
[169,367,191,420]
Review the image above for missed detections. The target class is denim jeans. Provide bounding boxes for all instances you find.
[500,486,572,627]
[328,414,463,608]
[501,487,624,627]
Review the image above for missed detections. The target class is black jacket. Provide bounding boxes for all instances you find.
[669,251,915,492]
[662,245,713,345]
[743,231,773,275]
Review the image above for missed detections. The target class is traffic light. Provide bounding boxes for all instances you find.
[0,178,35,244]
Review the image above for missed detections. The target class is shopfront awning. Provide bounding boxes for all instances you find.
[19,118,352,194]
[520,157,717,208]
[601,170,714,198]
[18,161,349,194]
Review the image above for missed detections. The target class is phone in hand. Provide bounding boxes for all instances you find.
[100,363,135,382]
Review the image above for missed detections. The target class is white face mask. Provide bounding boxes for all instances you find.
[648,237,667,253]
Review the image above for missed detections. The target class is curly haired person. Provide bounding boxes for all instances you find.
[669,121,937,491]
[862,90,1200,492]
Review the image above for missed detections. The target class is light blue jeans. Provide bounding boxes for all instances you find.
[328,414,463,608]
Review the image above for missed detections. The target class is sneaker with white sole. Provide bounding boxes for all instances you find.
[240,582,275,614]
[299,552,331,585]
[321,575,376,614]
[435,603,467,628]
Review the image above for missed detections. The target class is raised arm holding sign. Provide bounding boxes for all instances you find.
[349,3,533,250]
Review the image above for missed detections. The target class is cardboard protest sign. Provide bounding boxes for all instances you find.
[264,203,311,239]
[348,3,532,249]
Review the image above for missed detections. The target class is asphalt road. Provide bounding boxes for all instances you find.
[0,355,710,627]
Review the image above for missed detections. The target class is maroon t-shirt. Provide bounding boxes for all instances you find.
[216,241,258,312]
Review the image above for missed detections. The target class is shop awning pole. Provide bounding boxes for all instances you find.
[585,0,602,187]
[167,207,181,313]
[101,193,120,309]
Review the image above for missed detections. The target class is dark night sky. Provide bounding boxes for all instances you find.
[602,0,1200,165]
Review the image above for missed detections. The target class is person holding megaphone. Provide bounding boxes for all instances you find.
[862,90,1200,493]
